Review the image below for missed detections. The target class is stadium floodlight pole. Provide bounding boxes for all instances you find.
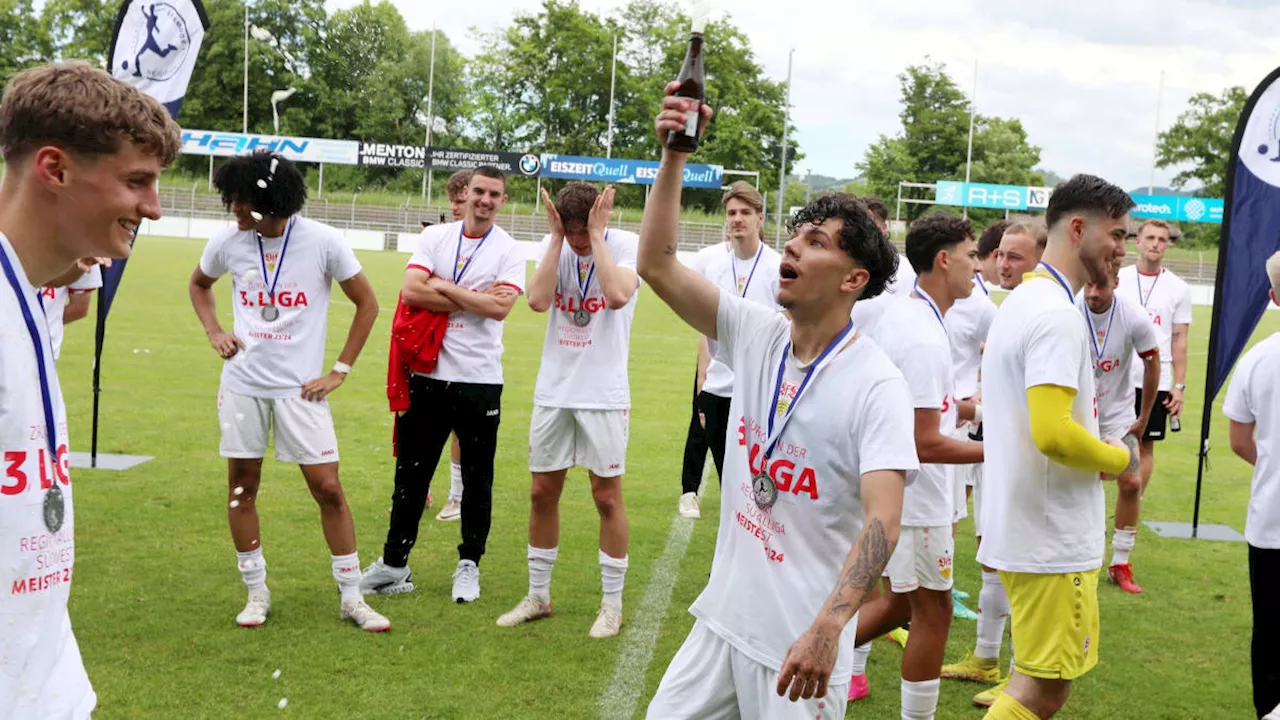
[962,59,977,220]
[1149,70,1165,195]
[606,33,618,158]
[242,4,248,133]
[774,47,794,249]
[422,23,437,200]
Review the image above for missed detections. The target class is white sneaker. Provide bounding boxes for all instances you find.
[236,588,271,627]
[341,598,391,633]
[588,604,623,639]
[497,595,552,627]
[678,492,701,519]
[436,499,462,522]
[452,560,480,603]
[359,557,415,596]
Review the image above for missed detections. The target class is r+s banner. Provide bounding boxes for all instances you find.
[934,179,1225,224]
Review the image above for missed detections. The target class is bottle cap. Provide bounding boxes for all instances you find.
[690,0,709,33]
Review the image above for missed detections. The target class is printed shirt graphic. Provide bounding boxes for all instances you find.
[407,221,526,385]
[1075,293,1159,432]
[38,266,102,361]
[1223,333,1280,549]
[199,217,362,398]
[699,243,783,398]
[532,230,639,409]
[1117,265,1192,391]
[978,276,1105,574]
[872,295,958,527]
[689,289,917,681]
[0,232,95,718]
[945,279,997,400]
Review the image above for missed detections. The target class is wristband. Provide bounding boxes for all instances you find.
[333,361,353,375]
[972,404,983,426]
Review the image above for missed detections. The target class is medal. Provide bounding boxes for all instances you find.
[573,308,591,327]
[43,483,64,533]
[1085,300,1116,381]
[754,321,856,509]
[731,244,763,297]
[257,217,295,322]
[1136,269,1161,308]
[1095,365,1104,379]
[572,235,599,327]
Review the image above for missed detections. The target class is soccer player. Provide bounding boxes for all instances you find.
[977,220,1008,289]
[676,181,781,519]
[496,183,639,638]
[978,174,1138,719]
[1223,251,1280,720]
[855,212,984,720]
[995,220,1045,290]
[1079,269,1160,594]
[434,168,474,523]
[0,61,180,716]
[361,166,526,603]
[641,85,917,719]
[189,151,388,632]
[1117,220,1192,498]
[39,265,102,360]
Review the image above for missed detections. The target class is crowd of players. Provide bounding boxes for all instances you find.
[2,63,1279,720]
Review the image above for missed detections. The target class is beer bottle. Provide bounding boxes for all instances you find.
[666,15,707,153]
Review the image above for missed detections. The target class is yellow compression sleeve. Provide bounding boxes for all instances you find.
[1026,385,1129,476]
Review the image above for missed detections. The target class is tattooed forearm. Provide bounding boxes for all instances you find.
[662,243,678,255]
[822,519,893,622]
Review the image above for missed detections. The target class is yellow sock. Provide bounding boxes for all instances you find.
[985,693,1039,720]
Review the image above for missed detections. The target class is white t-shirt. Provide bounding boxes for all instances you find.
[946,276,997,400]
[0,232,95,717]
[199,217,363,398]
[687,241,729,275]
[1118,265,1192,391]
[1223,333,1280,549]
[689,289,918,680]
[1075,293,1159,433]
[850,252,916,335]
[38,267,102,361]
[699,243,783,398]
[977,273,1105,574]
[532,230,639,409]
[407,221,526,386]
[872,293,957,527]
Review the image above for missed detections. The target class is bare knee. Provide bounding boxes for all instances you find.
[591,478,624,517]
[1011,674,1071,717]
[530,473,564,514]
[228,461,262,503]
[310,480,346,509]
[1117,471,1142,498]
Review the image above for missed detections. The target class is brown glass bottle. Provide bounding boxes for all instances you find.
[666,31,705,153]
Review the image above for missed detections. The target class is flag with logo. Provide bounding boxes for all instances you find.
[1192,64,1280,530]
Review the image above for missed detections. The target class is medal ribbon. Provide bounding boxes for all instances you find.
[454,223,495,284]
[732,243,764,297]
[576,230,601,308]
[257,216,295,308]
[974,271,989,297]
[1086,301,1117,367]
[1036,262,1074,302]
[762,321,855,462]
[1136,269,1161,308]
[0,247,58,461]
[913,281,947,336]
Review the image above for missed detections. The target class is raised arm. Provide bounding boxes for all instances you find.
[587,187,639,309]
[528,190,565,314]
[637,83,722,339]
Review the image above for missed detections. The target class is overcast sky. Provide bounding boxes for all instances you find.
[327,0,1280,192]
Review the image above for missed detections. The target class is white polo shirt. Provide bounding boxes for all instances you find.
[690,289,918,680]
[1223,332,1280,549]
[946,275,997,400]
[407,220,526,386]
[978,271,1105,574]
[698,242,782,398]
[1075,293,1159,434]
[1118,264,1192,391]
[39,267,102,361]
[0,232,95,718]
[200,217,363,398]
[532,230,639,410]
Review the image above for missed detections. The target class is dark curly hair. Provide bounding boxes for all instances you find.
[555,182,599,228]
[905,211,974,274]
[787,193,898,301]
[213,150,307,218]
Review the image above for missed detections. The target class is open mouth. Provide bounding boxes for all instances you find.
[118,220,139,234]
[779,263,799,280]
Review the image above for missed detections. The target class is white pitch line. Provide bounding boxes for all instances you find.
[598,461,712,720]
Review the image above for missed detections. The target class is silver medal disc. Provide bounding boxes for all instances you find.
[751,472,778,509]
[573,308,591,327]
[43,484,65,533]
[1094,365,1103,379]
[261,305,280,322]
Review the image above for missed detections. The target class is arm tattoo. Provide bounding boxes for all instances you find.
[826,519,890,617]
[662,243,678,256]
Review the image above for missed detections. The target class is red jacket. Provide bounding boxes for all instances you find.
[386,293,448,452]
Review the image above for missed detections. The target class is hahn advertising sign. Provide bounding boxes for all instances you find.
[181,130,360,164]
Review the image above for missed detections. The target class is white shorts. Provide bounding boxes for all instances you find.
[528,405,628,477]
[884,525,954,593]
[1101,421,1135,441]
[646,620,847,720]
[217,389,339,465]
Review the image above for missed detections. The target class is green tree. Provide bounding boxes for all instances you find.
[1157,86,1248,197]
[0,0,52,86]
[39,0,113,66]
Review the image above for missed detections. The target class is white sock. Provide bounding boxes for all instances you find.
[600,550,629,611]
[528,545,558,603]
[331,552,362,604]
[975,571,1009,661]
[237,548,267,592]
[449,461,464,502]
[1111,528,1137,566]
[900,678,940,720]
[852,642,872,675]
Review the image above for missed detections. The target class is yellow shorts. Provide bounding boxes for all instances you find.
[1000,569,1100,680]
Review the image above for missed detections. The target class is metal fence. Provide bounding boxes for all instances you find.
[157,184,1219,284]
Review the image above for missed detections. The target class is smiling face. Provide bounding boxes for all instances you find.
[467,174,507,223]
[1077,212,1130,287]
[44,142,162,259]
[776,217,867,312]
